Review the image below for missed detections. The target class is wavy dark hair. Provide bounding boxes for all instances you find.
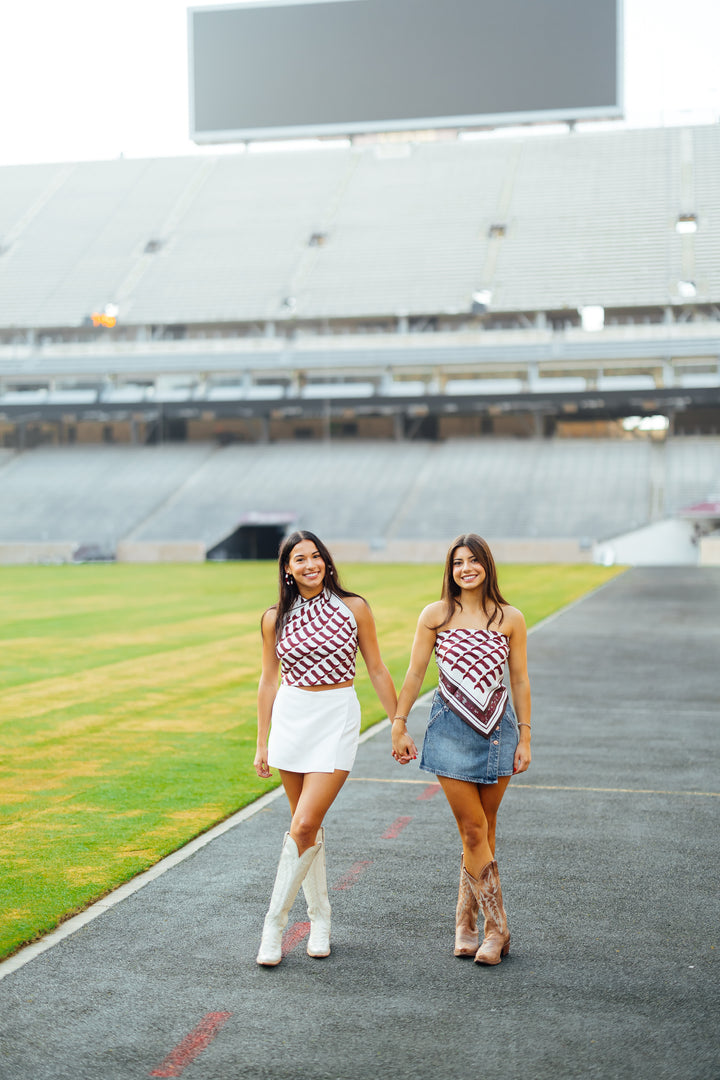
[271,530,360,641]
[433,533,508,631]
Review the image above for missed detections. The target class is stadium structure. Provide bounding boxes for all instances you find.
[1,123,719,565]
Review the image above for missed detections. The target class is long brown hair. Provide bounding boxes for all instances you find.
[272,530,360,641]
[434,533,508,631]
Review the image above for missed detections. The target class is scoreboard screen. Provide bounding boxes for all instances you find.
[189,0,622,142]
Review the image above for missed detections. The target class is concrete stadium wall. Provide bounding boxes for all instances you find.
[1,534,713,566]
[699,533,720,565]
[592,519,698,567]
[0,542,77,564]
[0,537,589,566]
[115,541,206,563]
[328,538,591,564]
[0,541,205,564]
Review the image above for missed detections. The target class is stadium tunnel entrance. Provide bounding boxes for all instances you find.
[206,514,296,561]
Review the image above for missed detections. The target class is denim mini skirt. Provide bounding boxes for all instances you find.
[419,689,519,785]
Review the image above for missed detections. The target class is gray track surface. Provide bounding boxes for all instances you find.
[1,567,718,1080]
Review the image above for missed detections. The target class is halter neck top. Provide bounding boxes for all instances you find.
[276,589,358,688]
[435,627,509,736]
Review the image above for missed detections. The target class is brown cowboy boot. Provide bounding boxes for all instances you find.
[454,857,479,957]
[471,860,510,965]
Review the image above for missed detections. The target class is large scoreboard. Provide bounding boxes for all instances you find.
[189,0,622,142]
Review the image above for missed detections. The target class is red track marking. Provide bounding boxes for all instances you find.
[150,1011,232,1078]
[282,921,310,955]
[331,859,372,891]
[417,783,441,801]
[382,815,412,839]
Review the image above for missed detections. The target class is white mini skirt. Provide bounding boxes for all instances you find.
[267,684,361,773]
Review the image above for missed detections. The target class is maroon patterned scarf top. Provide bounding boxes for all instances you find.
[277,590,358,687]
[435,627,509,736]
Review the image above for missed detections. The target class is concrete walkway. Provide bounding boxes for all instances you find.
[1,567,718,1080]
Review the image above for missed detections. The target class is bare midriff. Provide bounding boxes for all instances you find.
[298,679,354,693]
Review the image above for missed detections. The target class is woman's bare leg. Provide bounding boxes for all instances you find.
[479,776,512,858]
[437,775,510,877]
[279,769,350,854]
[279,770,305,817]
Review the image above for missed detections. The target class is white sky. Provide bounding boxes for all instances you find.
[0,0,718,167]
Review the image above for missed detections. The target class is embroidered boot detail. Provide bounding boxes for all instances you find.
[454,858,479,956]
[470,860,510,965]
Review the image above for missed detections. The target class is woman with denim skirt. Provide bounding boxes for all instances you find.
[392,534,531,965]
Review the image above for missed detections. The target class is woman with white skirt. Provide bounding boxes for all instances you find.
[254,530,396,966]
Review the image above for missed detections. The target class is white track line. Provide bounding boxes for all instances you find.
[348,777,719,797]
[0,569,624,983]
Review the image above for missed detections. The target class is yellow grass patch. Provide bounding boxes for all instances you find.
[63,865,117,886]
[2,910,32,926]
[2,638,242,723]
[2,611,244,662]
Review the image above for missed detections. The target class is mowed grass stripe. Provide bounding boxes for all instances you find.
[0,561,622,960]
[2,636,252,726]
[0,611,245,689]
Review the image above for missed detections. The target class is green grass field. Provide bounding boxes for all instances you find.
[0,561,623,960]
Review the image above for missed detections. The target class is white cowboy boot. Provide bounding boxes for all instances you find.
[302,827,332,957]
[256,833,321,966]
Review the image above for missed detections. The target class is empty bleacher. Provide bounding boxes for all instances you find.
[664,438,720,513]
[132,441,434,544]
[385,438,656,542]
[0,444,214,548]
[492,127,681,311]
[1,124,719,329]
[1,126,719,566]
[1,438,718,556]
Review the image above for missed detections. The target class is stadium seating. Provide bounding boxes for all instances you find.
[0,444,215,548]
[665,438,720,513]
[1,438,718,552]
[133,440,431,545]
[1,124,719,328]
[1,126,718,564]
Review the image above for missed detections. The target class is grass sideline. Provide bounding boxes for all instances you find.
[0,561,623,960]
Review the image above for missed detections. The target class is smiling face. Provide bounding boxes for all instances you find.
[285,539,326,596]
[451,545,487,593]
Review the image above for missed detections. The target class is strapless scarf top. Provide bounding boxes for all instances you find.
[435,627,509,736]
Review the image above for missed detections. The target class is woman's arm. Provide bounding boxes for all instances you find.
[347,596,397,722]
[254,608,280,779]
[506,607,531,775]
[391,604,441,764]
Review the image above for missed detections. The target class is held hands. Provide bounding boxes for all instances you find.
[253,747,273,779]
[391,719,418,766]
